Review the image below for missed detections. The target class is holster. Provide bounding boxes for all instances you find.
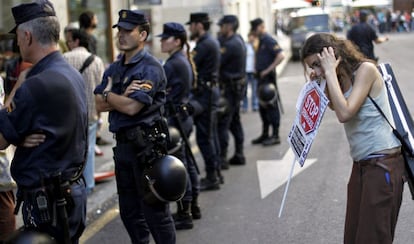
[222,77,246,100]
[15,178,75,226]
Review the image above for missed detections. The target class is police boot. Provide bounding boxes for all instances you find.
[251,128,269,145]
[174,200,194,230]
[200,171,220,191]
[217,169,224,184]
[229,144,246,165]
[191,196,202,220]
[262,131,281,146]
[220,150,229,170]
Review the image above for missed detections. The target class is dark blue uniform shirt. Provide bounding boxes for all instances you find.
[192,33,221,83]
[219,34,246,80]
[94,49,166,133]
[0,51,88,187]
[255,33,282,72]
[347,23,378,60]
[164,51,192,105]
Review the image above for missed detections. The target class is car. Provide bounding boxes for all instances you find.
[286,7,331,61]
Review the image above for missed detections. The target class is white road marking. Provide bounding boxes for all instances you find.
[257,148,317,199]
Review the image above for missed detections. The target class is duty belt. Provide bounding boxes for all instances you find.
[198,80,218,88]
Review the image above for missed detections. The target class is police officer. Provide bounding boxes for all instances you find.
[217,15,247,168]
[186,12,222,191]
[156,22,201,229]
[94,10,175,243]
[250,18,285,146]
[0,1,88,243]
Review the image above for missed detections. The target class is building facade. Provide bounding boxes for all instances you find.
[0,0,274,66]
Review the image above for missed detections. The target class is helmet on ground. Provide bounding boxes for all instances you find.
[167,126,182,154]
[4,228,57,244]
[142,155,187,205]
[258,83,277,106]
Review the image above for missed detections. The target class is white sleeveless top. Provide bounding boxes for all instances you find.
[343,85,400,161]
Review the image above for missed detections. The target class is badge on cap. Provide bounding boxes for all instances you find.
[122,11,127,19]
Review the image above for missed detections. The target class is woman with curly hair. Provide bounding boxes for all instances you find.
[300,33,405,244]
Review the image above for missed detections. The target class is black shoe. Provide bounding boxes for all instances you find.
[251,135,269,145]
[221,160,229,170]
[174,213,194,230]
[218,173,224,184]
[262,136,281,146]
[199,177,220,191]
[228,154,246,165]
[191,204,202,220]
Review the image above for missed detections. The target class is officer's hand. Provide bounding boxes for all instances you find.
[124,80,141,96]
[21,133,46,148]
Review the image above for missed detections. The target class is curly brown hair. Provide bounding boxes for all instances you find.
[300,33,373,82]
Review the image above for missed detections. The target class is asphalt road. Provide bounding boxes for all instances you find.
[80,31,414,244]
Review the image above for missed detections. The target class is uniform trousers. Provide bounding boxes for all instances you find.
[113,142,175,244]
[169,116,199,202]
[257,72,280,136]
[218,87,244,157]
[21,178,87,244]
[345,153,405,244]
[193,86,221,175]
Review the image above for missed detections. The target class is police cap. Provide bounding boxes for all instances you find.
[112,9,149,30]
[186,12,210,25]
[250,18,264,31]
[9,0,56,33]
[156,22,186,39]
[218,15,238,26]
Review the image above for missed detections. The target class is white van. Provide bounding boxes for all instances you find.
[286,7,331,60]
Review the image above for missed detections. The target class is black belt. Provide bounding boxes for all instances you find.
[198,80,218,87]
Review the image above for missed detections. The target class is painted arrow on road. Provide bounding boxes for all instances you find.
[257,148,317,199]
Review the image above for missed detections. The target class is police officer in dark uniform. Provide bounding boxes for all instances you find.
[250,18,285,146]
[94,10,175,243]
[0,1,88,243]
[186,12,222,191]
[156,22,201,229]
[217,15,247,168]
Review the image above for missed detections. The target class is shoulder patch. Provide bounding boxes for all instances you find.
[273,44,280,51]
[221,47,226,54]
[135,80,153,91]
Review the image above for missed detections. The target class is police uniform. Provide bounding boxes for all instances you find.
[0,2,88,243]
[217,15,247,167]
[186,12,222,191]
[94,10,175,244]
[251,18,283,146]
[156,22,200,229]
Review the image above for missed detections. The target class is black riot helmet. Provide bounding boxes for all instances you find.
[258,83,277,106]
[141,155,187,205]
[167,126,182,154]
[4,228,57,244]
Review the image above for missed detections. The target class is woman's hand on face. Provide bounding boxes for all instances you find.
[317,47,340,73]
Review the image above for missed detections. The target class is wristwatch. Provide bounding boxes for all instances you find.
[102,90,110,102]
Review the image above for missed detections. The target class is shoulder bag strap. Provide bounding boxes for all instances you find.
[79,54,95,74]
